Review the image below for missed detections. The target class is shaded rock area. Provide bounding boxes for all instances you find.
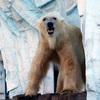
[0,51,6,99]
[13,93,86,100]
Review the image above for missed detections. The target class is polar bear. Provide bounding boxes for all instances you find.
[25,14,85,95]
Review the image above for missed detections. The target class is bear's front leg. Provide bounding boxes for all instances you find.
[57,44,83,94]
[25,41,52,96]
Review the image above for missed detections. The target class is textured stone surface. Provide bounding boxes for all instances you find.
[0,77,5,93]
[78,0,100,100]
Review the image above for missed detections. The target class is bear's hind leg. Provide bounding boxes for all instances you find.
[56,72,63,93]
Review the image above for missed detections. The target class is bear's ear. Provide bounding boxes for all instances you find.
[60,18,65,23]
[37,19,40,25]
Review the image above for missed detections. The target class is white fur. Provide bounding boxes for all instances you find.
[48,36,56,49]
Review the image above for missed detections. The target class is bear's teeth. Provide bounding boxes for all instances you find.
[48,30,53,32]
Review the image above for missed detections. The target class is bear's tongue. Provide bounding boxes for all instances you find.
[48,30,53,32]
[47,28,54,35]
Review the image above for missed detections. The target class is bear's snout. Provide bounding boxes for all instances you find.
[46,21,54,35]
[47,22,53,28]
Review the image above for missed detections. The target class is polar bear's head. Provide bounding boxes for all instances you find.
[37,14,65,37]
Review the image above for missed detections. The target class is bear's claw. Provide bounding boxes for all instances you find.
[25,89,37,96]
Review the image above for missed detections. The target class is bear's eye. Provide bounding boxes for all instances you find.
[43,18,47,21]
[53,17,57,20]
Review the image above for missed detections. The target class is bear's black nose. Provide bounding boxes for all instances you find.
[47,22,53,28]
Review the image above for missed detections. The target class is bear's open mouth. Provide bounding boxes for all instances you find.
[47,28,54,35]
